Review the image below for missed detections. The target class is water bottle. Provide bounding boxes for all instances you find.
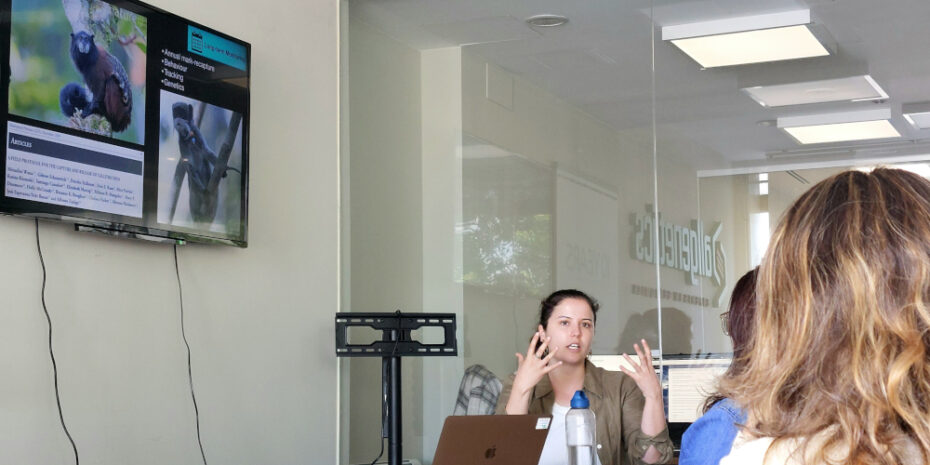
[566,390,596,465]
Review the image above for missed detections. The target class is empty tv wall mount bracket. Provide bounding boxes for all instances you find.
[334,312,457,357]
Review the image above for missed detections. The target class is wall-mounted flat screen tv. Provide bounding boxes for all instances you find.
[0,0,250,246]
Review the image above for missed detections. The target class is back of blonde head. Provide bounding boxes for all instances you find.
[720,168,930,465]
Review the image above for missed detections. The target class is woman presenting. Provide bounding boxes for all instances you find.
[495,289,673,465]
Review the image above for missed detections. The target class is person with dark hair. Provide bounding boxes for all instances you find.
[495,289,673,465]
[718,168,930,465]
[678,267,757,465]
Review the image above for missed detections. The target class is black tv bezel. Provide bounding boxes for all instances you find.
[0,0,251,247]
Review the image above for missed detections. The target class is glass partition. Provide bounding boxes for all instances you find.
[340,0,930,463]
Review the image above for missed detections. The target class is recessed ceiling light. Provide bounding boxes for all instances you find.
[903,102,930,129]
[777,108,900,144]
[526,14,568,28]
[742,75,888,107]
[662,9,831,68]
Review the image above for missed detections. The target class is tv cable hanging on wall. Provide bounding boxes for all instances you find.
[35,219,80,465]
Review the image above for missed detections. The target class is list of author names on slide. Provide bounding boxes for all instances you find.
[5,131,143,217]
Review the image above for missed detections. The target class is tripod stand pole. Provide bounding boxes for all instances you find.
[385,355,402,465]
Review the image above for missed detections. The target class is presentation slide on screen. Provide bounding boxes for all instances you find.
[5,121,144,217]
[153,25,248,238]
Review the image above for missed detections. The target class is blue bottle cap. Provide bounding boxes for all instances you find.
[570,390,589,408]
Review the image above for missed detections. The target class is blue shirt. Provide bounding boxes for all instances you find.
[679,398,746,465]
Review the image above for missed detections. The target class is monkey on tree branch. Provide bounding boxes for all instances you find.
[59,0,145,134]
[61,30,132,131]
[167,102,243,226]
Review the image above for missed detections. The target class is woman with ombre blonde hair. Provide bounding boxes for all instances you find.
[719,168,930,465]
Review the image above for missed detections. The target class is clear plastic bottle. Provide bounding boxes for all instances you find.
[566,390,596,465]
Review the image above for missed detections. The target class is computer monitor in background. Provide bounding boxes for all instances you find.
[661,356,731,422]
[589,354,732,451]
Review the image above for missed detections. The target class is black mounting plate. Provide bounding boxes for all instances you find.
[334,312,457,357]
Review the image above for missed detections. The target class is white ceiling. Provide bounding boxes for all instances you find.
[350,0,930,170]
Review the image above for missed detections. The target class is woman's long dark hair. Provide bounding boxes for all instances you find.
[702,267,757,413]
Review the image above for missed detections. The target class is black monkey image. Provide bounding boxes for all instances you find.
[161,98,243,231]
[172,102,220,223]
[173,102,239,178]
[66,31,132,131]
[172,101,194,122]
[59,82,92,117]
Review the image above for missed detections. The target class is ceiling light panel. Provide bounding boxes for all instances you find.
[903,103,930,129]
[782,121,899,144]
[662,10,830,68]
[904,113,930,129]
[743,75,888,107]
[777,108,900,144]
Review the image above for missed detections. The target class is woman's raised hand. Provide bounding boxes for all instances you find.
[620,339,663,400]
[512,329,562,394]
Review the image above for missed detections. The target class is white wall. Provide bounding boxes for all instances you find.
[696,174,752,353]
[0,0,339,463]
[461,52,622,185]
[419,46,465,464]
[344,18,471,465]
[345,16,424,465]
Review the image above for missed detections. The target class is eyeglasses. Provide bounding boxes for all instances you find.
[719,311,730,336]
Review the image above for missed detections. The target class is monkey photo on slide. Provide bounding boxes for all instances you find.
[61,31,132,132]
[160,98,244,230]
[172,102,220,223]
[175,117,218,221]
[59,82,92,119]
[164,101,243,227]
